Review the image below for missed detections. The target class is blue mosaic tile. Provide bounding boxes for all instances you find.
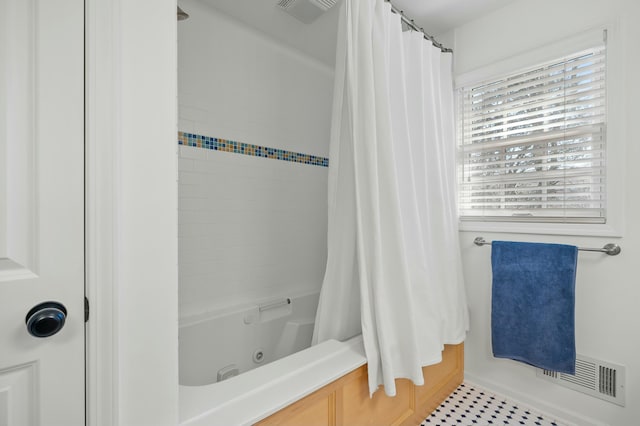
[178,131,329,167]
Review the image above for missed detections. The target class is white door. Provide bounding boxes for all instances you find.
[0,0,85,424]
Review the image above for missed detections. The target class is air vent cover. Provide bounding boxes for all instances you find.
[313,0,337,9]
[537,354,625,406]
[276,0,338,24]
[277,0,295,8]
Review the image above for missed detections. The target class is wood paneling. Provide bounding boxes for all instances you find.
[257,390,335,426]
[406,344,465,425]
[255,343,463,426]
[339,366,415,426]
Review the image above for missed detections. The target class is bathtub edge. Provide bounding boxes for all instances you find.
[179,335,366,426]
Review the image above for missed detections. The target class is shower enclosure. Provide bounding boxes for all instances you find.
[177,0,334,383]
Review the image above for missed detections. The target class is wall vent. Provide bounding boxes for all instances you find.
[536,354,625,406]
[276,0,338,24]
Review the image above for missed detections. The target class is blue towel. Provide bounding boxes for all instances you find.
[491,241,578,374]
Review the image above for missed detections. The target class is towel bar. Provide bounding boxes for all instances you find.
[473,237,621,256]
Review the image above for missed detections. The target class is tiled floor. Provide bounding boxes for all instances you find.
[421,382,568,426]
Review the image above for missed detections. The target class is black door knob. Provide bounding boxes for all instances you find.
[25,302,67,338]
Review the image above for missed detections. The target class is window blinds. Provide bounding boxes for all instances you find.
[458,45,606,223]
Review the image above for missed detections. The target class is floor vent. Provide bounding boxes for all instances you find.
[536,354,625,406]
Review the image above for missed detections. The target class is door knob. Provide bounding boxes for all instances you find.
[25,302,67,338]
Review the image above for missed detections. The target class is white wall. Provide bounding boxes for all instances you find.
[117,1,179,425]
[178,0,333,156]
[177,0,333,317]
[86,0,179,424]
[450,1,640,424]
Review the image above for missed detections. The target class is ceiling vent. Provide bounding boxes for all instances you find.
[276,0,338,24]
[536,354,625,406]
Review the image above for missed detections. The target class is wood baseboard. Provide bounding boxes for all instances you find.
[256,343,464,426]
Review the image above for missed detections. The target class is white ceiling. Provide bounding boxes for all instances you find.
[392,0,516,36]
[196,0,516,66]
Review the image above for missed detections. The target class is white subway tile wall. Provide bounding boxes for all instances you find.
[178,144,328,317]
[178,0,333,318]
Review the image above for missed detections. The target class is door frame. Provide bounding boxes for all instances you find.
[85,0,179,425]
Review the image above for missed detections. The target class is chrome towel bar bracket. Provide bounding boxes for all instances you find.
[473,237,621,256]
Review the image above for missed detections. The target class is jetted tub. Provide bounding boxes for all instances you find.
[179,289,367,425]
[179,336,367,425]
[178,290,464,425]
[179,291,321,386]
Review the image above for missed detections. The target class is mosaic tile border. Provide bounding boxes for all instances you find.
[178,131,329,167]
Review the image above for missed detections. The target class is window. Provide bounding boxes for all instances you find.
[457,43,606,223]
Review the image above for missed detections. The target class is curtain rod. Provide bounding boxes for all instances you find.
[386,1,453,53]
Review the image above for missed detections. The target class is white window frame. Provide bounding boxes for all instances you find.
[455,26,625,237]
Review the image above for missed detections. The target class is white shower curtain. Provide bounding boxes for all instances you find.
[312,0,469,397]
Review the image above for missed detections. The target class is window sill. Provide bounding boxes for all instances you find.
[458,220,622,238]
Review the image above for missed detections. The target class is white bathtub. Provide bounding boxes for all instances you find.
[179,335,366,425]
[179,290,366,425]
[179,291,321,386]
